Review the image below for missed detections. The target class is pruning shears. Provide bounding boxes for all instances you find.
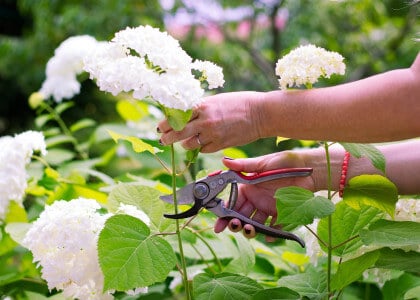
[160,168,313,247]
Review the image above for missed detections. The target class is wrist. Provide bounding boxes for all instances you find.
[303,146,346,192]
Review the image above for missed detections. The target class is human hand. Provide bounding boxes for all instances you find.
[215,151,316,241]
[157,91,265,153]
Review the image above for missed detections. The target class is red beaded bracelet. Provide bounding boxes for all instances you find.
[339,151,350,197]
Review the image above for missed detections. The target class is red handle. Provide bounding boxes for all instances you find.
[234,167,313,181]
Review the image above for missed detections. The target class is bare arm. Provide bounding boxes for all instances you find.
[258,52,420,143]
[159,52,420,152]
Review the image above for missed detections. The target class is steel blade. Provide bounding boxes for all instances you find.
[159,184,194,205]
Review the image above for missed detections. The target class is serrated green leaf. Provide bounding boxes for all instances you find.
[318,201,382,256]
[340,143,386,173]
[70,118,96,132]
[193,273,263,300]
[222,147,248,159]
[107,184,174,233]
[162,107,192,131]
[375,248,420,273]
[276,268,327,300]
[252,287,300,300]
[343,175,398,218]
[275,187,335,225]
[360,219,420,248]
[107,129,162,154]
[331,250,380,290]
[186,148,200,163]
[98,215,176,291]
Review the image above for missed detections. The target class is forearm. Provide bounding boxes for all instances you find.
[306,140,420,195]
[257,53,420,142]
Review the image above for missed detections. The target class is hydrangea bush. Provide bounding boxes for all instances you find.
[2,26,420,300]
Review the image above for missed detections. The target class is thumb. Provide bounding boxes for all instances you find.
[222,156,266,173]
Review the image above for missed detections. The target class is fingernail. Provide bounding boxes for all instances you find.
[156,127,161,133]
[159,139,164,146]
[223,156,234,160]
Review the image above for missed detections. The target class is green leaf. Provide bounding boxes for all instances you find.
[107,129,162,154]
[318,201,382,256]
[382,273,420,300]
[44,148,75,165]
[343,175,398,218]
[275,187,335,225]
[98,214,176,291]
[116,99,149,121]
[360,219,420,248]
[5,222,31,245]
[70,118,96,133]
[45,135,77,147]
[193,272,263,300]
[186,148,200,163]
[224,234,255,275]
[331,250,380,291]
[162,107,192,131]
[55,101,74,115]
[375,248,420,273]
[252,287,300,300]
[404,285,420,300]
[107,184,174,233]
[276,267,327,300]
[340,143,386,173]
[35,114,53,128]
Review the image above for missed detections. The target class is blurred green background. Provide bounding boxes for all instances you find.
[0,0,418,156]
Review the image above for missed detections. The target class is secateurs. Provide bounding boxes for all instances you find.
[160,168,313,248]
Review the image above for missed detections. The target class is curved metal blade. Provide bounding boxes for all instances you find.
[159,184,195,205]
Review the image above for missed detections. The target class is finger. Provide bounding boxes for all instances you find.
[243,224,256,239]
[160,122,201,145]
[222,156,268,173]
[250,209,270,225]
[180,135,203,150]
[228,218,243,232]
[214,218,229,233]
[157,119,172,134]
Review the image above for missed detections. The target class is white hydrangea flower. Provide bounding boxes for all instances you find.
[116,203,151,226]
[83,25,224,111]
[22,198,113,300]
[0,131,47,220]
[275,44,345,90]
[39,35,101,102]
[393,198,420,222]
[192,60,225,89]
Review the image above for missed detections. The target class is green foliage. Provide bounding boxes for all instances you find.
[1,1,419,299]
[275,187,335,225]
[98,214,177,291]
[193,273,263,300]
[344,174,398,217]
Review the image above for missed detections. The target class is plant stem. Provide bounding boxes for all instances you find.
[323,142,333,296]
[171,144,191,300]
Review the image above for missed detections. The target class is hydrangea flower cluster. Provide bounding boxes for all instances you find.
[22,198,150,300]
[275,44,345,90]
[0,131,46,220]
[83,25,224,111]
[39,35,101,102]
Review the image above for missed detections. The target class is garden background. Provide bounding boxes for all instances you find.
[0,1,419,299]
